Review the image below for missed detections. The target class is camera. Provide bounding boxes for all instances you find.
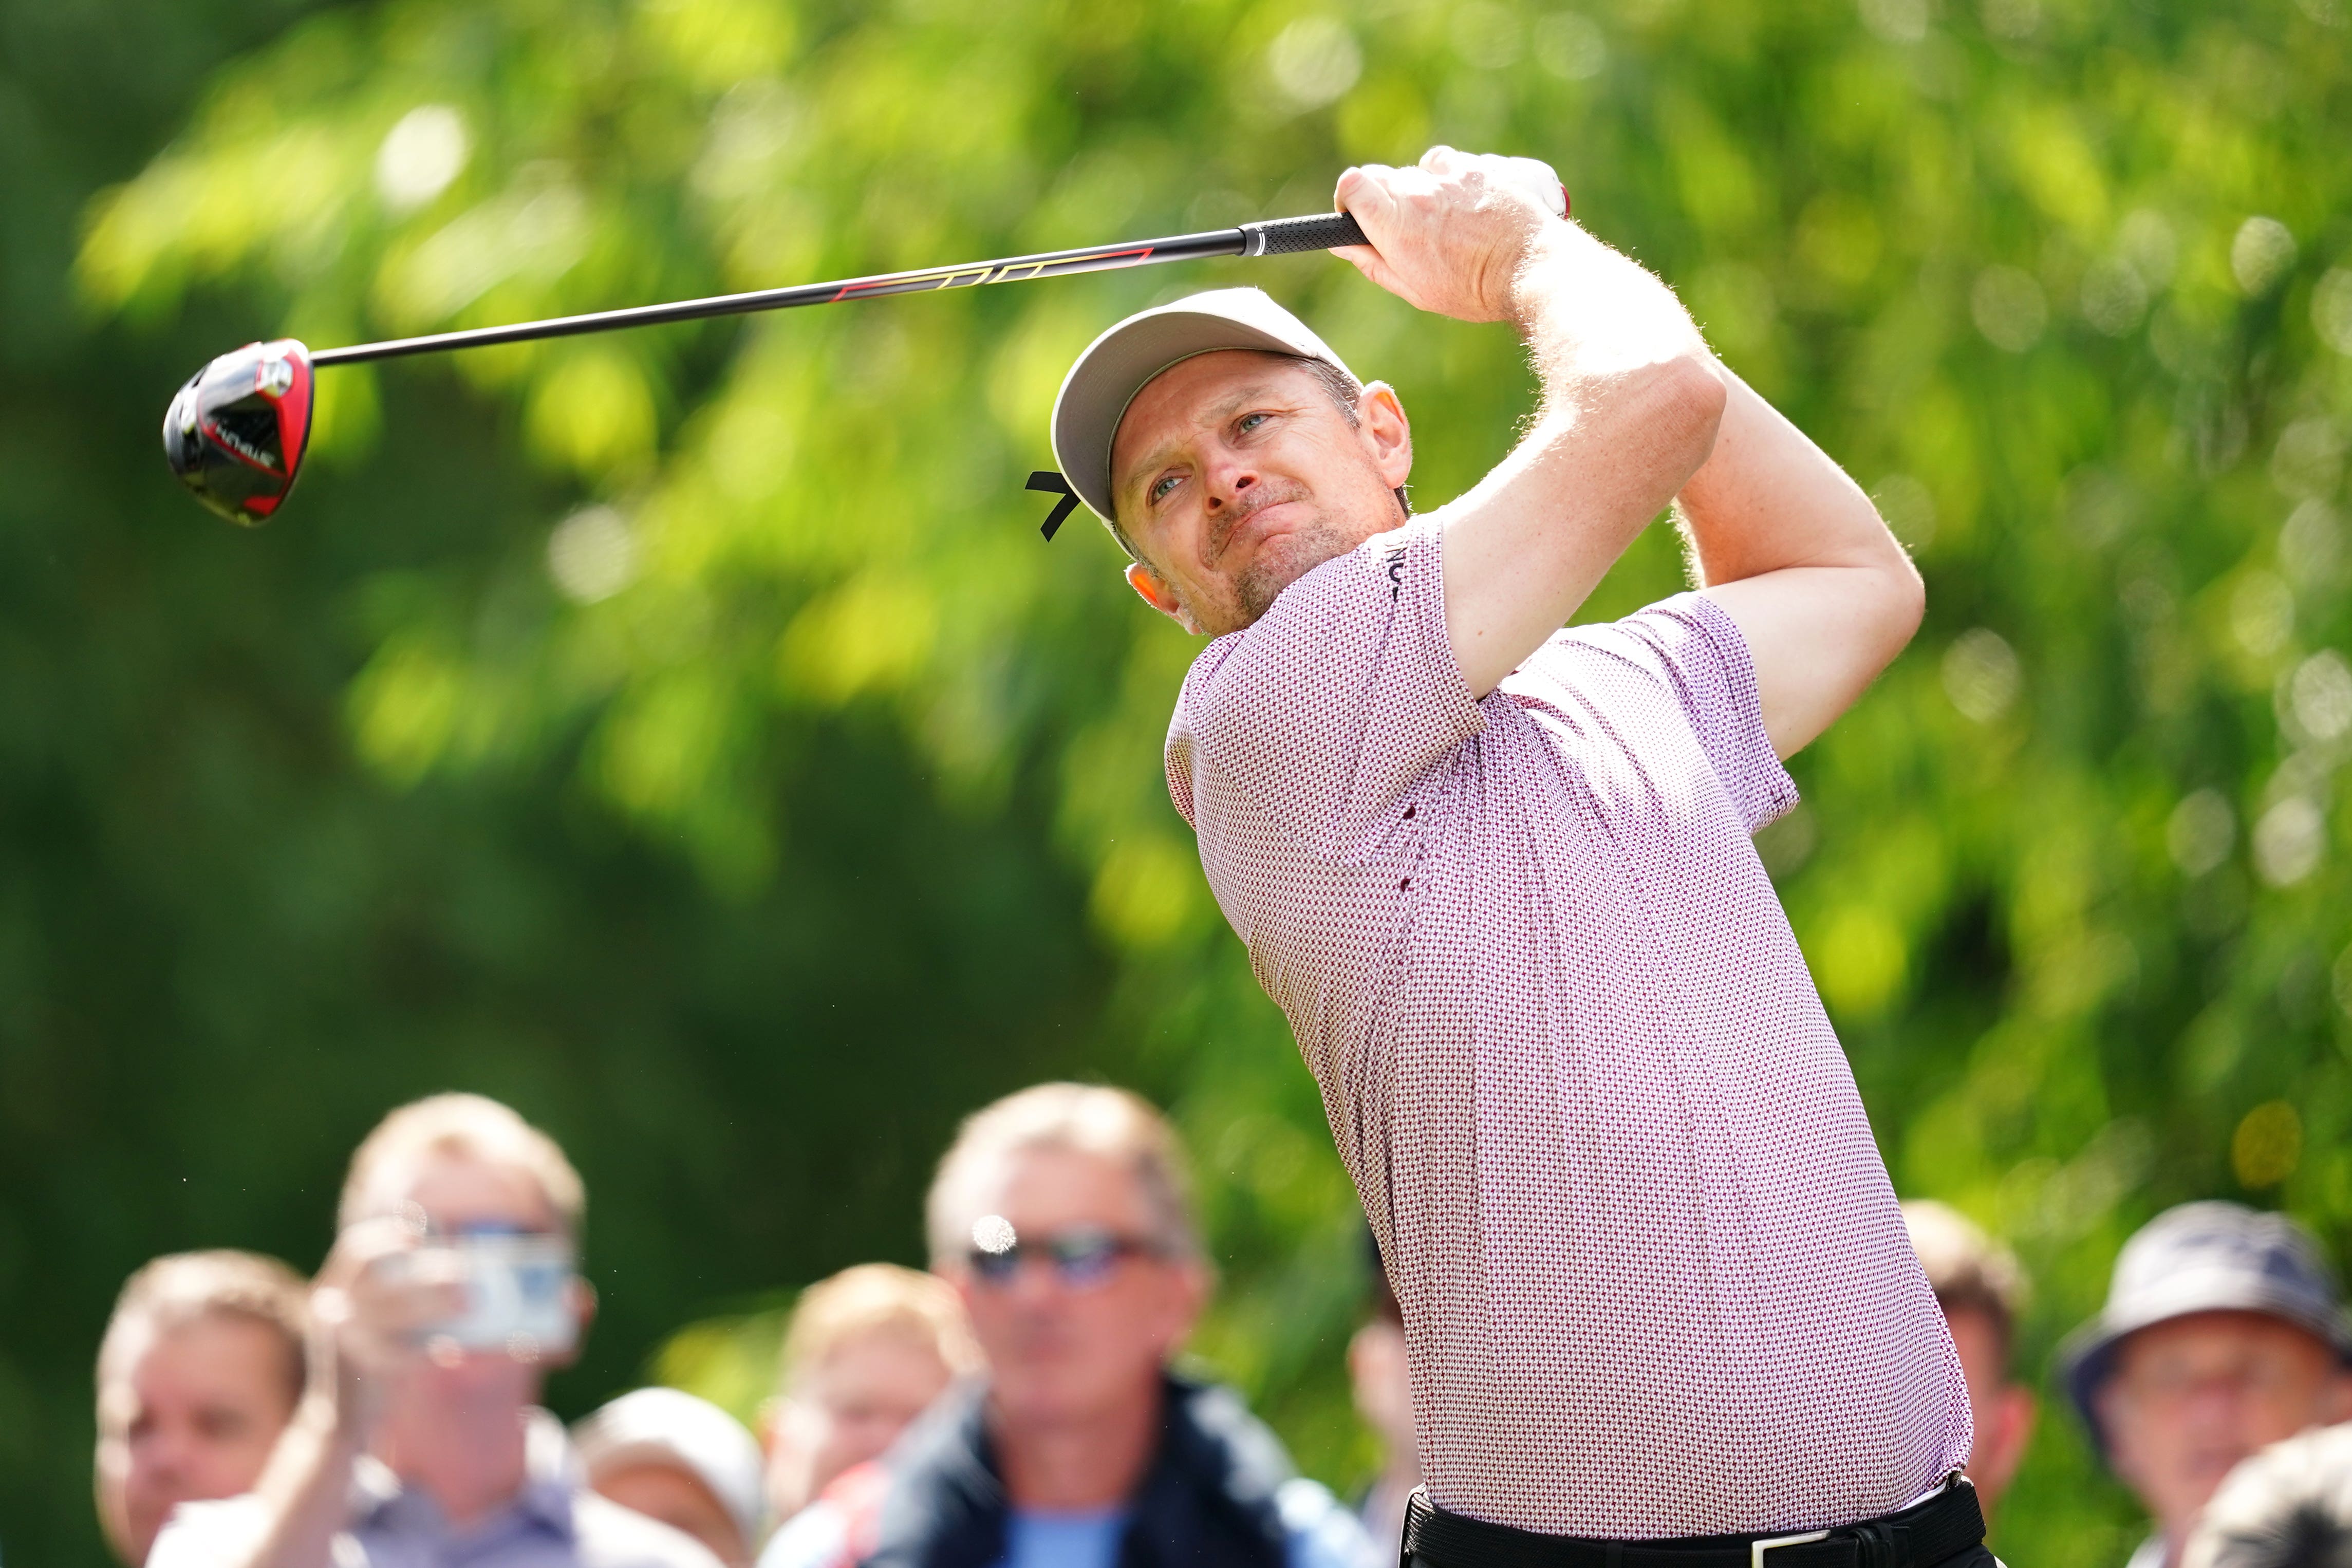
[410,1233,578,1357]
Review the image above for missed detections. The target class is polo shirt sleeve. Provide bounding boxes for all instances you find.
[1166,518,1483,859]
[1563,591,1798,834]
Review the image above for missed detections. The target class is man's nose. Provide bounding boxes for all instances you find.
[1203,459,1257,510]
[1004,1256,1064,1303]
[135,1437,192,1482]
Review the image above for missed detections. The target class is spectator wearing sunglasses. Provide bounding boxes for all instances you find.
[759,1082,1379,1568]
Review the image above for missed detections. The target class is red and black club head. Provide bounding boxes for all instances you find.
[163,339,314,527]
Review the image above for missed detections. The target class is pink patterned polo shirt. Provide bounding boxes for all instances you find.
[1165,518,1971,1539]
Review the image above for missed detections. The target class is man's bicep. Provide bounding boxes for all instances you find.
[1698,558,1924,759]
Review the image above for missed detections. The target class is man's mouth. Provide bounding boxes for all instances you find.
[1210,490,1305,564]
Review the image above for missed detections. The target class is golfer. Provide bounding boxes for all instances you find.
[1047,149,1982,1566]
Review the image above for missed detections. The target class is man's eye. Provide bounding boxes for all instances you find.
[1237,412,1267,434]
[1150,475,1180,503]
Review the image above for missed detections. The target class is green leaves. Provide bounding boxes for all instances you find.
[50,0,2352,1552]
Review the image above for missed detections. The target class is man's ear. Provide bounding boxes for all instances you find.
[1360,380,1413,492]
[1125,561,1195,630]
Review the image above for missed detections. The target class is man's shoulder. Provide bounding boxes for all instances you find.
[573,1491,730,1568]
[146,1493,272,1567]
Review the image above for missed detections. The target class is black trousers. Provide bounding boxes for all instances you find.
[1408,1546,1995,1568]
[1399,1480,1990,1568]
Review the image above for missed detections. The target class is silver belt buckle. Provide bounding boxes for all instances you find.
[1750,1530,1832,1568]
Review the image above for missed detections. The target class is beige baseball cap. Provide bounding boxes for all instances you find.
[1049,287,1357,538]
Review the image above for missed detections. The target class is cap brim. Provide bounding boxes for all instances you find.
[1050,302,1341,531]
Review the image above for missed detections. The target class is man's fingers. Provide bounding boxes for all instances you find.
[1336,163,1397,227]
[1332,169,1418,304]
[1500,156,1569,217]
[1338,247,1408,303]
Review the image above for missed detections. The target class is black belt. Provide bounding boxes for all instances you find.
[1403,1478,1985,1568]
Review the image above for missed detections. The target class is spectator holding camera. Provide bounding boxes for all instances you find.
[149,1092,722,1568]
[95,1250,309,1564]
[1902,1202,2037,1524]
[759,1264,977,1525]
[763,1083,1376,1568]
[2061,1202,2352,1568]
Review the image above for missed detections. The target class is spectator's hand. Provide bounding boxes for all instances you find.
[1333,148,1566,325]
[305,1215,465,1434]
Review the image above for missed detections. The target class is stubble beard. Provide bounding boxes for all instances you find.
[1228,514,1356,626]
[1194,482,1365,632]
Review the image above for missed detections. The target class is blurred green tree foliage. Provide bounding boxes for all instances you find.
[9,0,2351,1560]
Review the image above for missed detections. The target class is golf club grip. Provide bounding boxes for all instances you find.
[1241,212,1370,257]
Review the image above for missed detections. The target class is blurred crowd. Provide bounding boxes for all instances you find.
[92,1084,2352,1568]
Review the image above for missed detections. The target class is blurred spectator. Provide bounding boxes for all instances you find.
[2182,1421,2352,1568]
[576,1388,767,1568]
[149,1092,722,1568]
[761,1082,1377,1568]
[760,1263,977,1523]
[95,1250,309,1564]
[1902,1201,2037,1520]
[2060,1202,2352,1568]
[1346,1245,1418,1560]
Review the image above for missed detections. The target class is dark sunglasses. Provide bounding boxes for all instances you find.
[966,1224,1161,1289]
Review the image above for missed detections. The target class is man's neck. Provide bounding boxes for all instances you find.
[992,1376,1164,1512]
[376,1403,534,1531]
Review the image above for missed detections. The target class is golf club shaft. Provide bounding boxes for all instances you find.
[310,211,1369,367]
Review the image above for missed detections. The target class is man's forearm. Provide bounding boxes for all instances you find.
[1437,222,1725,695]
[1673,369,1908,585]
[1674,369,1924,757]
[1511,223,1712,401]
[224,1396,366,1568]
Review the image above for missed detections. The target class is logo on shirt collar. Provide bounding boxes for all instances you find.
[1385,545,1406,601]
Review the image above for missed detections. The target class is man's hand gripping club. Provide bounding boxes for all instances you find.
[1335,149,1922,755]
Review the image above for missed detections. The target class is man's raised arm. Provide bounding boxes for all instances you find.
[1335,150,1728,698]
[1675,370,1925,758]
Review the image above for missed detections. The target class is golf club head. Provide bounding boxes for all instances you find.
[163,339,313,526]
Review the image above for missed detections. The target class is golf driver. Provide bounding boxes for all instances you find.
[166,180,1569,526]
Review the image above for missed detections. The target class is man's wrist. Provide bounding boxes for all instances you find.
[1503,222,1582,332]
[301,1363,380,1447]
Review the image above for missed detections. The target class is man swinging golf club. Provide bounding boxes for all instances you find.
[1047,149,1982,1567]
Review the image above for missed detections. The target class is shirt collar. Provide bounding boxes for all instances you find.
[351,1409,582,1539]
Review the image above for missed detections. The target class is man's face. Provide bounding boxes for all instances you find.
[1942,1303,2034,1517]
[375,1152,587,1424]
[96,1314,297,1563]
[2097,1310,2352,1542]
[1111,351,1412,636]
[591,1462,748,1568]
[944,1146,1205,1430]
[771,1328,954,1507]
